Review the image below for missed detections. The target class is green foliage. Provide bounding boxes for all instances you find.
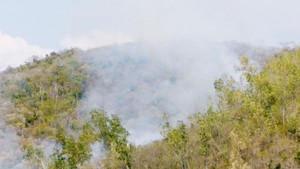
[295,151,300,165]
[163,119,189,169]
[3,47,300,168]
[121,48,300,168]
[0,49,95,169]
[275,163,281,169]
[49,126,95,169]
[49,149,68,169]
[1,49,89,139]
[45,109,132,169]
[91,109,132,169]
[21,139,46,169]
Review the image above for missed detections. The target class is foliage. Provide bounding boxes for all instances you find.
[1,50,89,139]
[0,50,94,168]
[161,113,189,169]
[22,139,46,169]
[2,47,300,168]
[295,151,300,165]
[49,125,96,169]
[117,48,300,169]
[91,109,132,169]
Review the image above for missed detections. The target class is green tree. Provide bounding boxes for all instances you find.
[91,109,132,169]
[161,113,189,169]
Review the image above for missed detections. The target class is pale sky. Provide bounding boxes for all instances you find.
[1,0,300,70]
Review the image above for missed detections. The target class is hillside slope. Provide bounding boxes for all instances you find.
[0,50,94,168]
[107,48,300,169]
[0,43,297,169]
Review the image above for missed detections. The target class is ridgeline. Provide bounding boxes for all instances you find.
[0,47,299,168]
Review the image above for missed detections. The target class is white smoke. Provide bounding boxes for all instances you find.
[60,31,135,50]
[0,96,27,169]
[0,40,280,169]
[78,40,279,145]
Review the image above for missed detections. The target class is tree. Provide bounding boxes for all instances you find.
[161,113,189,169]
[91,109,132,169]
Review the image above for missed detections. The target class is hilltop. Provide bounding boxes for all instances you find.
[0,42,299,168]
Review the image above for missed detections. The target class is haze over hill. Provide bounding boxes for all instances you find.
[77,41,279,144]
[0,41,280,168]
[1,1,300,168]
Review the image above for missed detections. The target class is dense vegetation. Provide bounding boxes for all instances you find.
[0,47,300,168]
[120,49,300,169]
[1,51,87,138]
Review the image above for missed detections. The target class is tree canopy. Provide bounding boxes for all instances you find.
[0,48,300,168]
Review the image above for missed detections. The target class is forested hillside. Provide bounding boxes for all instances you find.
[121,49,300,169]
[0,46,299,169]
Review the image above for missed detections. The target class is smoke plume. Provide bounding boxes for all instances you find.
[78,40,279,144]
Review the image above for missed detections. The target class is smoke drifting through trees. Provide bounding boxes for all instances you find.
[78,40,278,144]
[0,40,279,168]
[0,93,26,168]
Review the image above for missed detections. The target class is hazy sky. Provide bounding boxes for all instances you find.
[1,0,300,69]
